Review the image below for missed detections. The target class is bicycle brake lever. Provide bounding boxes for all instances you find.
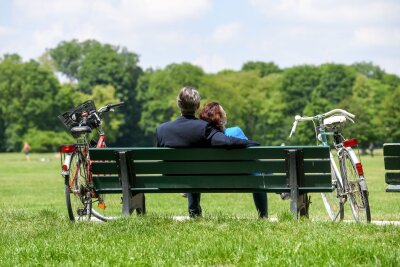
[289,120,299,138]
[346,116,355,123]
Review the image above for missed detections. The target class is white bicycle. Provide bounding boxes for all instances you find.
[289,109,371,222]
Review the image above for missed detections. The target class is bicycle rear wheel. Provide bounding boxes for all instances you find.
[321,163,344,221]
[65,151,92,221]
[340,149,371,222]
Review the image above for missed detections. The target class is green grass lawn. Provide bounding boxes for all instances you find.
[1,151,400,265]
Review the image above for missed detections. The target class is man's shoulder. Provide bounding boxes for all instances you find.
[158,117,208,128]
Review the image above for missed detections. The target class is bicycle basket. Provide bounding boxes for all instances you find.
[58,100,97,134]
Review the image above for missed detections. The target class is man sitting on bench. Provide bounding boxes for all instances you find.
[156,86,259,218]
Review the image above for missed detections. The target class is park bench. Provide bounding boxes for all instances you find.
[383,143,400,192]
[89,146,332,219]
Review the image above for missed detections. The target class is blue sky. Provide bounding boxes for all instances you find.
[0,0,399,74]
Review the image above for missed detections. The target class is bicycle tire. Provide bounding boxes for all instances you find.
[90,193,124,221]
[340,149,371,222]
[321,163,344,221]
[91,192,146,221]
[65,151,92,221]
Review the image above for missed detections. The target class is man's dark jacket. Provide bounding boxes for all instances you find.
[156,115,259,147]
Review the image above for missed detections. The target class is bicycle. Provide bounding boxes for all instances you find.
[289,109,371,222]
[58,100,138,221]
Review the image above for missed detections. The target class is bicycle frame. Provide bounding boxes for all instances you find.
[60,130,106,182]
[316,117,367,200]
[313,117,345,192]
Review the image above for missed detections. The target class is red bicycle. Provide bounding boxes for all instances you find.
[58,100,125,221]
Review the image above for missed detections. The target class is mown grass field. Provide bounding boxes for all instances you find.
[1,151,400,266]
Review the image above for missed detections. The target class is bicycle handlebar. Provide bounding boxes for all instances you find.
[289,109,355,138]
[323,109,355,119]
[97,102,125,113]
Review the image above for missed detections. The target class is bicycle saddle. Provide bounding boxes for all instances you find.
[70,126,92,135]
[324,115,347,129]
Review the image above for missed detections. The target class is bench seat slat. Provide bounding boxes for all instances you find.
[89,146,330,161]
[92,174,331,191]
[90,160,331,175]
[95,187,333,194]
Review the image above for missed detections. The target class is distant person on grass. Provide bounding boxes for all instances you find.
[156,86,259,218]
[22,142,31,161]
[199,102,268,218]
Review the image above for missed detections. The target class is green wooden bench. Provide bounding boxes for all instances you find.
[89,146,332,219]
[383,143,400,192]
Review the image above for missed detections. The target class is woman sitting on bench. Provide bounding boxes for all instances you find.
[199,102,268,219]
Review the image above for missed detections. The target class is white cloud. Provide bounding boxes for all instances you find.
[213,22,242,44]
[13,0,212,27]
[154,32,186,46]
[6,0,212,62]
[32,24,64,49]
[0,26,14,36]
[354,27,400,47]
[124,0,212,23]
[249,0,400,24]
[193,54,232,72]
[2,0,400,75]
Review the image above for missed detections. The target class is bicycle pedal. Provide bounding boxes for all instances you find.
[98,203,106,210]
[77,208,87,216]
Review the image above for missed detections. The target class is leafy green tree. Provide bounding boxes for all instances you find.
[241,61,281,77]
[201,71,269,141]
[381,73,400,90]
[136,63,205,137]
[336,75,390,147]
[351,62,385,80]
[49,40,144,146]
[379,85,400,142]
[281,65,320,116]
[252,73,288,145]
[0,56,63,151]
[23,128,73,152]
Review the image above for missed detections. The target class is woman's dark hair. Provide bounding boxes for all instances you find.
[199,102,226,131]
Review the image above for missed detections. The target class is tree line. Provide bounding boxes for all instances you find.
[0,39,399,152]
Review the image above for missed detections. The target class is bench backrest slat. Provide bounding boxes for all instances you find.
[383,143,400,170]
[92,174,332,193]
[89,146,329,161]
[383,144,400,190]
[383,144,400,170]
[91,159,330,175]
[386,173,400,184]
[383,143,400,157]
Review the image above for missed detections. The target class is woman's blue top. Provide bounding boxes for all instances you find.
[224,126,248,140]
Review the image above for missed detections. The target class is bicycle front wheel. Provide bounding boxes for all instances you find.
[341,149,371,222]
[65,151,92,221]
[321,164,344,221]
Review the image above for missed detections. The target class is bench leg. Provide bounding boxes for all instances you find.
[287,149,310,220]
[288,150,299,220]
[118,151,133,216]
[131,193,146,215]
[298,194,310,218]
